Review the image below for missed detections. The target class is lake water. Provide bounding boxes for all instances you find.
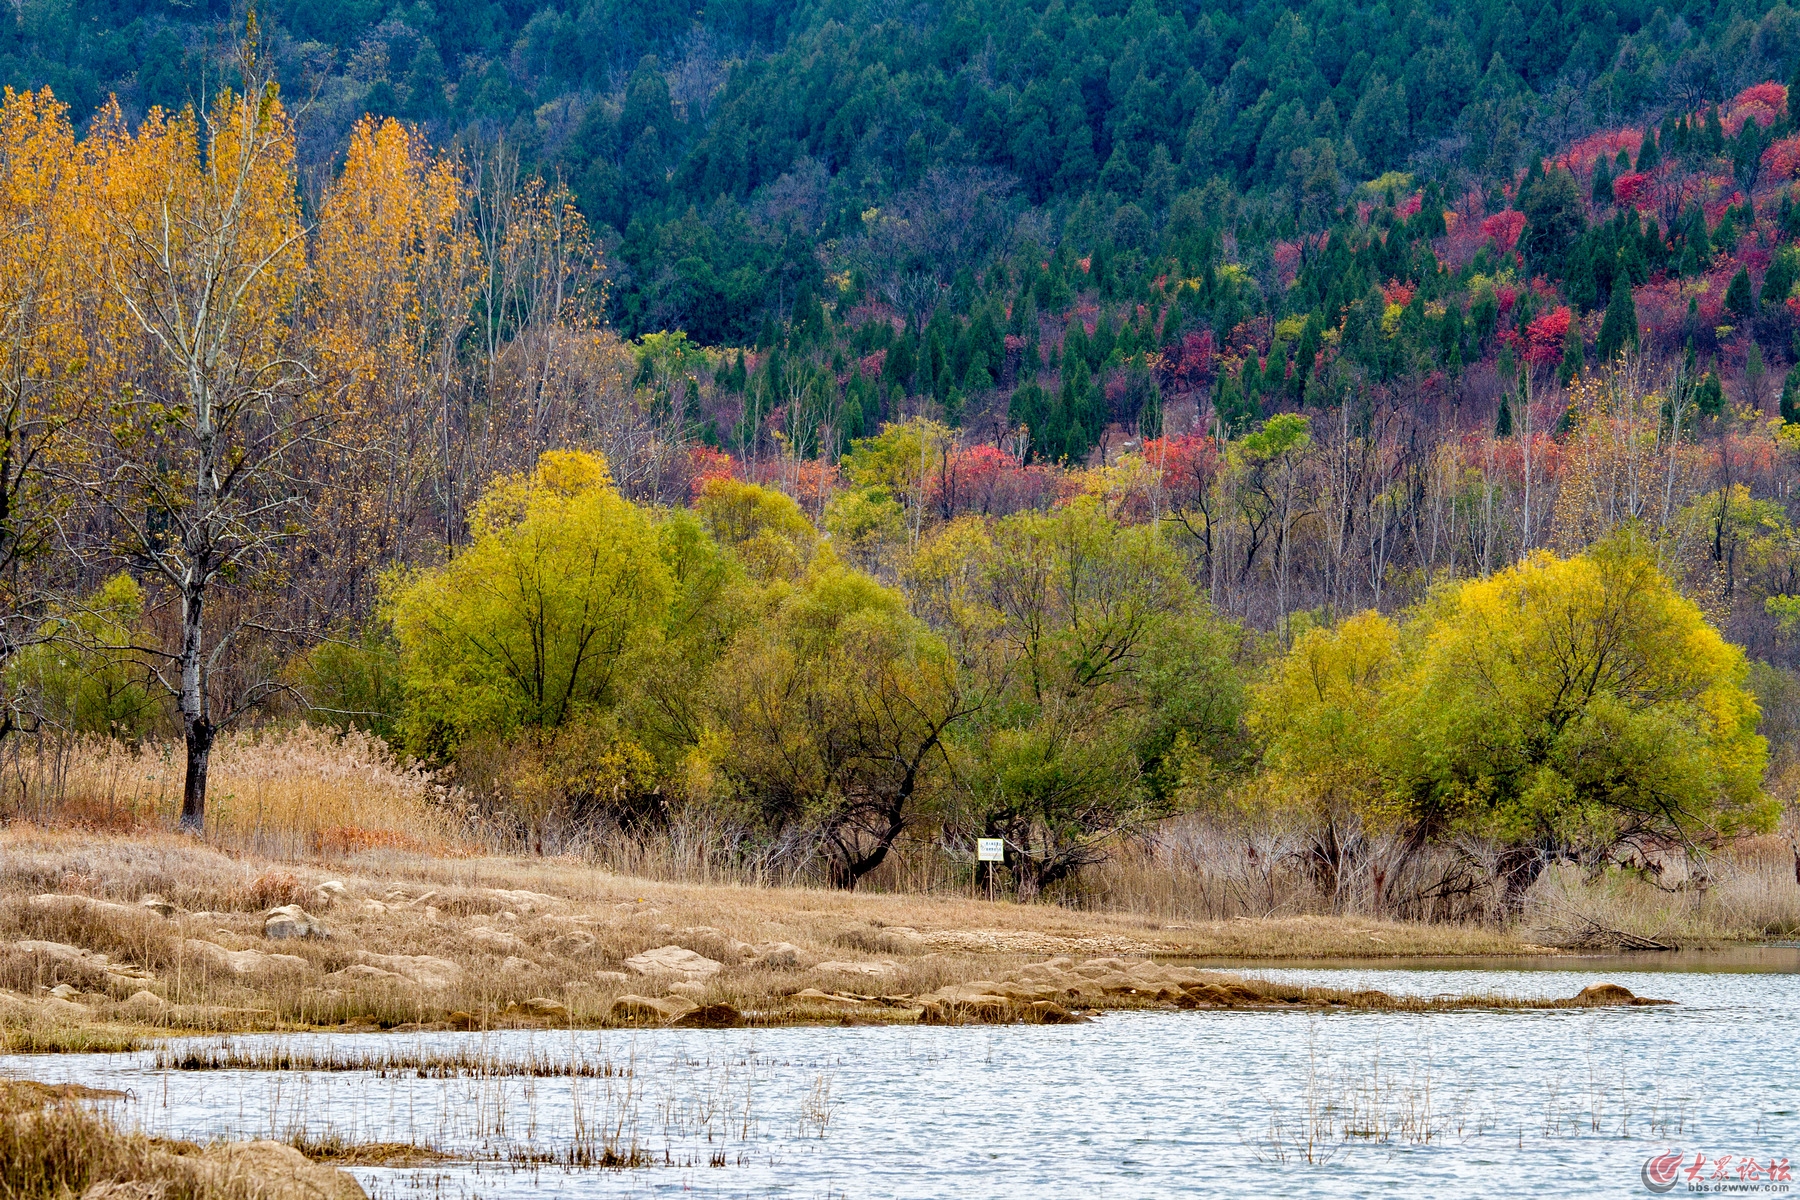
[6,951,1797,1199]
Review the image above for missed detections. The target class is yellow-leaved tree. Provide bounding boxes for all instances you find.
[1246,609,1403,901]
[385,450,671,755]
[1253,534,1773,913]
[81,34,314,831]
[0,88,87,740]
[311,116,479,599]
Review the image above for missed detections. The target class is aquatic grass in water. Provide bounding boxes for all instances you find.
[155,1036,629,1078]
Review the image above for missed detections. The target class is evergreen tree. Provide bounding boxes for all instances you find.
[1591,156,1614,205]
[1763,251,1797,308]
[1781,367,1800,425]
[1635,129,1660,172]
[1558,320,1584,385]
[884,336,916,393]
[1697,370,1726,417]
[1495,389,1513,436]
[1725,266,1756,319]
[1596,274,1638,363]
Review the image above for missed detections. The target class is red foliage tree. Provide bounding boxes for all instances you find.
[1481,210,1525,255]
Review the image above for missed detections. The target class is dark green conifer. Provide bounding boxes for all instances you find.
[1596,274,1638,363]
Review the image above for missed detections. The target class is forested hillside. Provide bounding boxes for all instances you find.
[9,0,1800,339]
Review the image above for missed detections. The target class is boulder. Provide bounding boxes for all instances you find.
[673,1002,742,1028]
[624,945,721,978]
[546,931,596,957]
[119,990,170,1017]
[790,988,865,1006]
[138,895,176,918]
[667,980,710,997]
[505,996,569,1020]
[186,940,311,978]
[466,926,529,955]
[354,952,461,990]
[326,964,408,985]
[813,960,898,978]
[263,905,325,940]
[28,894,142,920]
[37,994,89,1019]
[1028,1000,1084,1024]
[609,994,698,1023]
[1575,983,1642,1005]
[446,1010,478,1030]
[12,939,153,983]
[749,942,804,969]
[500,956,541,975]
[488,888,562,912]
[313,881,347,908]
[592,970,630,985]
[1176,981,1266,1007]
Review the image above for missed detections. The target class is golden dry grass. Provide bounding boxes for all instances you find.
[4,728,467,858]
[0,730,1778,1034]
[0,1077,366,1200]
[1521,837,1800,948]
[0,826,1565,1037]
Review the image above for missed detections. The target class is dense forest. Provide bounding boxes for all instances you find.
[3,2,1800,909]
[13,0,1800,339]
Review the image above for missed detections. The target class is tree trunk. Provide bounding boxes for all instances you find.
[180,716,212,833]
[178,576,210,833]
[1495,844,1548,915]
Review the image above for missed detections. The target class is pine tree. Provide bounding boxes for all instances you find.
[1596,274,1638,363]
[1704,106,1726,155]
[1495,389,1513,436]
[1635,129,1660,172]
[1781,366,1800,425]
[1558,320,1584,385]
[1697,370,1726,417]
[1725,266,1756,319]
[1763,250,1797,308]
[1591,155,1614,205]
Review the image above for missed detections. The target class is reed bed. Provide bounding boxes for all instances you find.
[156,1038,631,1077]
[1,727,466,859]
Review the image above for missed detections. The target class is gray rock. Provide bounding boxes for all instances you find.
[624,944,722,978]
[263,904,324,939]
[751,942,805,969]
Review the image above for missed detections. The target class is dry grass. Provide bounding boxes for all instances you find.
[2,727,466,858]
[1521,837,1800,948]
[0,826,1555,1037]
[0,731,1783,1037]
[0,1077,366,1200]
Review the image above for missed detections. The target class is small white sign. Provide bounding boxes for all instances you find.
[977,838,1005,862]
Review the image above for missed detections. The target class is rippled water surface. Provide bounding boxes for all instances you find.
[7,953,1797,1199]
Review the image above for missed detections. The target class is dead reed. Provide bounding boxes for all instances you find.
[1,727,464,859]
[157,1039,631,1077]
